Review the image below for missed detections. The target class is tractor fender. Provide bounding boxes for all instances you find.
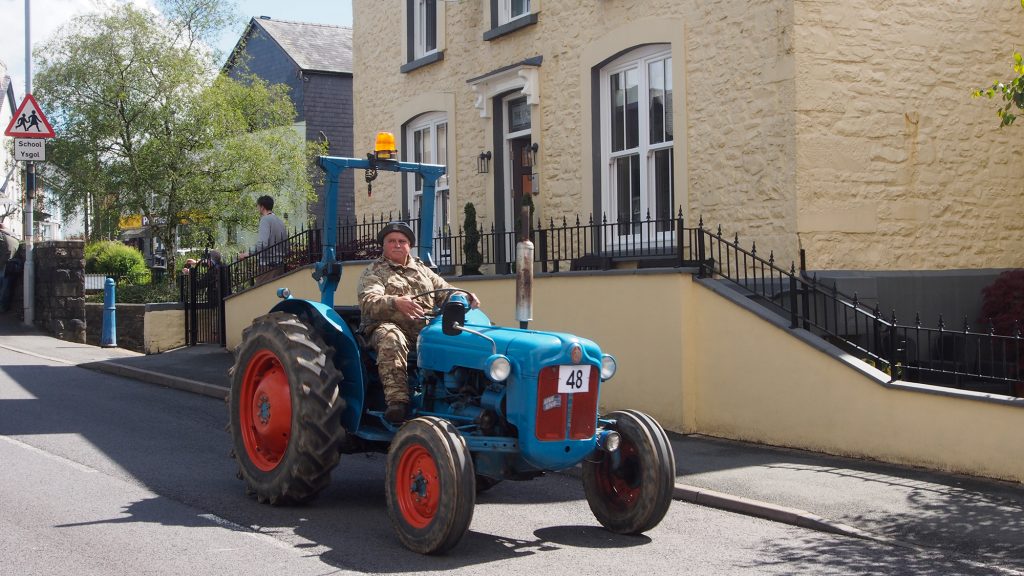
[269,298,367,434]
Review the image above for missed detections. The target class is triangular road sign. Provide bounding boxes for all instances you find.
[4,94,55,138]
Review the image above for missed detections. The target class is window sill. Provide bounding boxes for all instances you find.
[483,13,539,41]
[400,51,444,74]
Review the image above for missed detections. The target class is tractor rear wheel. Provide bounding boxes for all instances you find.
[582,410,675,534]
[386,417,475,554]
[229,311,346,505]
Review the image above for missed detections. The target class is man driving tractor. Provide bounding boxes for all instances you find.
[356,221,480,423]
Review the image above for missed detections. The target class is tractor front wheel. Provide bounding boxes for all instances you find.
[386,417,475,554]
[582,410,675,534]
[229,312,346,505]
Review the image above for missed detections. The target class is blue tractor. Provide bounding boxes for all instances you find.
[228,135,676,554]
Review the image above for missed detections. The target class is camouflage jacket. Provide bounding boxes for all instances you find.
[357,255,453,336]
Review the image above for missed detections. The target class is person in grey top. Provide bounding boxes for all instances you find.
[240,195,287,266]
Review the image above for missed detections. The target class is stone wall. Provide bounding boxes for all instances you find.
[33,240,86,343]
[353,1,1024,272]
[793,0,1024,270]
[85,302,184,354]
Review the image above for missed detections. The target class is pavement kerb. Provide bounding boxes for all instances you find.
[671,484,918,549]
[77,357,914,547]
[80,361,230,400]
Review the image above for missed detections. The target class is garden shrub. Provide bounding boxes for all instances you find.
[979,269,1024,335]
[84,240,150,285]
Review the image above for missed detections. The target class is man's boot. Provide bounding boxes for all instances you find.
[384,402,408,424]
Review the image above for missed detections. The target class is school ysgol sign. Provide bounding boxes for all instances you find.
[4,94,55,138]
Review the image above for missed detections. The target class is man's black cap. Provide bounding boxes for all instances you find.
[377,221,415,246]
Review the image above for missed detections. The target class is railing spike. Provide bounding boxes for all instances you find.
[790,261,796,274]
[769,250,775,265]
[698,215,704,229]
[677,206,684,218]
[938,314,945,330]
[963,314,969,333]
[988,317,995,335]
[1014,320,1021,338]
[646,209,652,221]
[563,215,568,227]
[914,312,921,327]
[717,224,723,237]
[733,232,739,246]
[890,309,897,324]
[852,292,859,308]
[751,241,757,256]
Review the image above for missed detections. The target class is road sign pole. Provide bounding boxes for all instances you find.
[22,0,34,327]
[23,161,34,327]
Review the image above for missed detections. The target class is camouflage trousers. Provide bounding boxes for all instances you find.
[369,322,420,405]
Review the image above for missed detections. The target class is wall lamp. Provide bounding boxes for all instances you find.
[529,142,540,194]
[477,151,492,174]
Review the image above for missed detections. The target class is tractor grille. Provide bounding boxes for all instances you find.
[535,365,599,441]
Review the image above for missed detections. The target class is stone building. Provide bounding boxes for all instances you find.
[351,0,1024,319]
[223,16,355,230]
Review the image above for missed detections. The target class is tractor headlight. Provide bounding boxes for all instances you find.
[276,287,292,300]
[485,354,512,382]
[600,354,617,380]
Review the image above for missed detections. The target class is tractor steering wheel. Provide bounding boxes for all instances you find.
[411,288,473,317]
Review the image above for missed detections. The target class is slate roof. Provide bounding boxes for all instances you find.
[226,17,352,75]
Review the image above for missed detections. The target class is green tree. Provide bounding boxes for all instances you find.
[33,0,320,273]
[974,1,1024,126]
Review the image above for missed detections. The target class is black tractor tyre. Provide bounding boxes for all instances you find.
[582,409,675,534]
[386,417,476,554]
[228,311,346,505]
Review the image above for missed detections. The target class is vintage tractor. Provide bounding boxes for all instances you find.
[228,133,676,554]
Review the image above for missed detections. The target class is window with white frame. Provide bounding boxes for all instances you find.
[600,45,674,240]
[500,0,531,24]
[406,113,450,252]
[412,0,437,60]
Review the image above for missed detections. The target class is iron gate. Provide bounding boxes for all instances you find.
[181,260,227,346]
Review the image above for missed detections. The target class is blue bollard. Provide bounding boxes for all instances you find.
[101,277,117,348]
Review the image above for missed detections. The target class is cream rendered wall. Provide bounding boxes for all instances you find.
[225,264,368,349]
[689,279,1024,483]
[224,265,1022,482]
[793,1,1024,270]
[143,309,185,354]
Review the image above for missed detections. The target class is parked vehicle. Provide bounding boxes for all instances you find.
[228,134,675,554]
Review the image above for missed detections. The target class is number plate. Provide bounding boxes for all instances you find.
[557,365,590,394]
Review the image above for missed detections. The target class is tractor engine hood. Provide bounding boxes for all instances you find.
[417,309,604,377]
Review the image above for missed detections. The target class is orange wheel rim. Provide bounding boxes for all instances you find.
[239,349,292,471]
[395,443,440,528]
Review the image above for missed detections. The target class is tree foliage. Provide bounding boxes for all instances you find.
[32,0,320,272]
[973,1,1024,126]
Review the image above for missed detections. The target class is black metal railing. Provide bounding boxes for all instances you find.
[694,222,1023,397]
[220,211,1022,397]
[226,228,323,294]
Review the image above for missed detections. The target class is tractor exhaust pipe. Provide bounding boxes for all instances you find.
[515,206,533,330]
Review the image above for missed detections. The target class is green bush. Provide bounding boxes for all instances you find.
[84,240,150,285]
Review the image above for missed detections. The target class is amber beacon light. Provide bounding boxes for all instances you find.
[374,131,397,160]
